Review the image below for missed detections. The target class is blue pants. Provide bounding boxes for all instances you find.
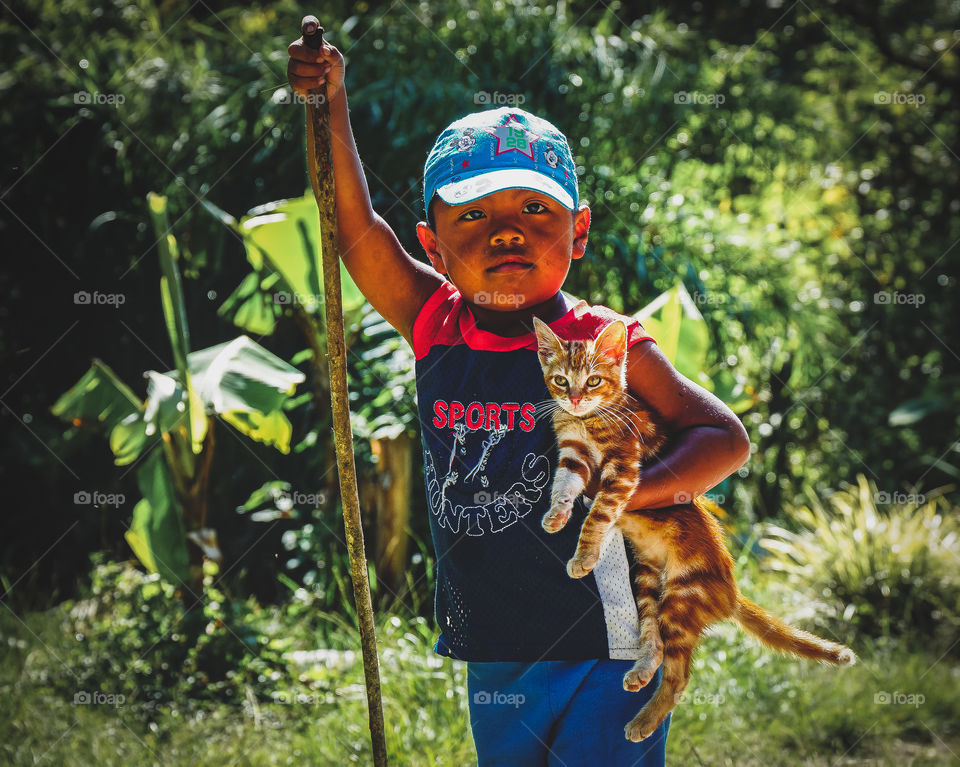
[467,659,670,766]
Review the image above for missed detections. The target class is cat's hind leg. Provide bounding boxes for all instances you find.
[623,561,664,691]
[624,555,736,740]
[542,439,593,533]
[623,588,699,741]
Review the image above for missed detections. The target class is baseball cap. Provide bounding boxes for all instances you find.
[422,107,578,221]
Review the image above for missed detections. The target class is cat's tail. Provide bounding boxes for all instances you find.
[733,595,857,666]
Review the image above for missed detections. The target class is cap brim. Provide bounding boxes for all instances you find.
[436,168,575,210]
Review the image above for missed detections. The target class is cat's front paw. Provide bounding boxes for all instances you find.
[541,504,572,533]
[566,552,598,578]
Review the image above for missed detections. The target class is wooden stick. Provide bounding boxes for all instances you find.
[300,15,388,766]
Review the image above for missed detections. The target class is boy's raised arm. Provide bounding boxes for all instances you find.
[288,35,445,348]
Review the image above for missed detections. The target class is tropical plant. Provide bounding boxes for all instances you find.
[207,192,422,600]
[51,194,305,588]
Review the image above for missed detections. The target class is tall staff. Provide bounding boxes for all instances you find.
[300,14,388,766]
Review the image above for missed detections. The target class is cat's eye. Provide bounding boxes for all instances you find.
[586,376,602,386]
[552,375,568,387]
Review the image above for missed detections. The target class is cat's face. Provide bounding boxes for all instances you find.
[533,318,629,416]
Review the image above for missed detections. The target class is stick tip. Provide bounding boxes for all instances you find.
[301,15,323,41]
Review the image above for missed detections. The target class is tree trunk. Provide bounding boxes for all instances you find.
[366,432,414,601]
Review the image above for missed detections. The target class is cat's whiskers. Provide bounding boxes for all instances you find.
[601,399,649,444]
[532,399,563,419]
[592,407,633,440]
[593,404,643,441]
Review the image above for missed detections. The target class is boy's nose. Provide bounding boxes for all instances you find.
[490,228,525,247]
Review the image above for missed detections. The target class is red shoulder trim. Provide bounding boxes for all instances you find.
[412,280,460,361]
[412,284,657,359]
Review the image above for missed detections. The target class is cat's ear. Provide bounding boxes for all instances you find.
[533,316,564,364]
[593,320,628,365]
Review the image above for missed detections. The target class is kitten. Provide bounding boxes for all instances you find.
[532,317,856,742]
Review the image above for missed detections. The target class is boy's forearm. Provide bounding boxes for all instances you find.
[626,425,750,510]
[327,85,383,254]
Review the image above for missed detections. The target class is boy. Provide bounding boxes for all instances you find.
[288,34,750,766]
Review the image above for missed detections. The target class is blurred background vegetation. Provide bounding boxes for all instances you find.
[1,0,958,764]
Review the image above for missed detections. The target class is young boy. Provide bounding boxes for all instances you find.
[289,34,750,766]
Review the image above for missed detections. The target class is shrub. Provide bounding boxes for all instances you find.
[62,555,288,708]
[760,475,960,655]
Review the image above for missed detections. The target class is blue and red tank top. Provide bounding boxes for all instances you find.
[411,279,658,662]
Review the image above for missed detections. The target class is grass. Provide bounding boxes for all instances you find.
[1,558,958,766]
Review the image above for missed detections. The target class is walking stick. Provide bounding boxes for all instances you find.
[300,15,388,766]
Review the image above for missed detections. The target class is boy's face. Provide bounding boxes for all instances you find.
[416,188,590,313]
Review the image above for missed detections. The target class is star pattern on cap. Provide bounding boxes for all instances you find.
[484,118,539,161]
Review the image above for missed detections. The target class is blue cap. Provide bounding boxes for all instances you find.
[422,107,578,221]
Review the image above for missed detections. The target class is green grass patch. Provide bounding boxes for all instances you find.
[2,555,957,765]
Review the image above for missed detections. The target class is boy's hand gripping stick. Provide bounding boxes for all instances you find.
[301,16,388,766]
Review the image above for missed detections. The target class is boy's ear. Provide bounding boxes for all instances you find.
[416,221,448,275]
[571,203,591,260]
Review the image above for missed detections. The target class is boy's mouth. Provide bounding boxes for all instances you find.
[487,255,533,273]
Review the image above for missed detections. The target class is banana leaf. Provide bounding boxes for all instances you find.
[140,336,305,452]
[632,282,754,413]
[633,281,712,388]
[50,359,141,430]
[125,449,190,585]
[149,192,207,455]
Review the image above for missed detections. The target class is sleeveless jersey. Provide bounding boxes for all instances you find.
[412,279,658,662]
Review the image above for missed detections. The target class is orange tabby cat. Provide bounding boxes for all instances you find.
[533,316,856,742]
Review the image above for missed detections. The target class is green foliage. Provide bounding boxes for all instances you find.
[209,192,367,333]
[125,450,190,584]
[760,474,960,654]
[349,303,420,444]
[63,556,285,706]
[50,195,306,585]
[3,0,958,663]
[4,555,958,765]
[53,554,439,711]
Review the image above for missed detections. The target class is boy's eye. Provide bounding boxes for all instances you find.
[552,375,568,387]
[586,376,601,386]
[460,209,485,221]
[523,201,548,214]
